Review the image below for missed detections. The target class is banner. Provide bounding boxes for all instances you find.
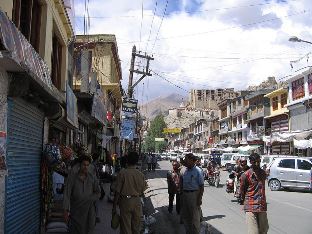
[163,128,181,134]
[66,83,78,128]
[155,138,165,142]
[0,131,7,170]
[120,118,136,140]
[91,88,106,125]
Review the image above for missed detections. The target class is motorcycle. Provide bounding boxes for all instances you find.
[226,171,235,193]
[205,168,220,187]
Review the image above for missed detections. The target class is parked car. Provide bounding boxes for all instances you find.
[169,153,178,162]
[220,153,235,168]
[160,153,169,160]
[267,157,312,191]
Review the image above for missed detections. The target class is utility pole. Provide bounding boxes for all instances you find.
[127,45,154,98]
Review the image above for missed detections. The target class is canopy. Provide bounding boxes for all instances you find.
[293,139,312,149]
[238,145,260,152]
[222,147,235,152]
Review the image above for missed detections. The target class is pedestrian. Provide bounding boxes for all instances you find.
[167,161,181,214]
[151,154,157,171]
[240,153,269,234]
[113,151,147,234]
[147,153,152,171]
[63,155,100,234]
[181,153,204,234]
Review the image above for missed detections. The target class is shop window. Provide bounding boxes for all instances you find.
[51,34,63,90]
[272,96,278,111]
[281,93,287,107]
[308,74,312,95]
[12,0,41,53]
[292,78,305,101]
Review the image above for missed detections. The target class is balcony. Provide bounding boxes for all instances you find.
[248,107,265,121]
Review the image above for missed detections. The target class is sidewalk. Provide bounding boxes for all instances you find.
[95,182,119,234]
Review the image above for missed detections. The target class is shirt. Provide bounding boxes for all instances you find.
[240,168,267,212]
[182,166,204,191]
[115,166,147,196]
[167,170,181,193]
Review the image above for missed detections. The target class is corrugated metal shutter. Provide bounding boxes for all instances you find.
[5,98,44,234]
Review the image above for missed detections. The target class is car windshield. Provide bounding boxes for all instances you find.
[223,155,232,160]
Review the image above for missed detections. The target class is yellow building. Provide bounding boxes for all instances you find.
[264,88,290,154]
[0,1,74,233]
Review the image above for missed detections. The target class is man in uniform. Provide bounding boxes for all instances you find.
[181,153,205,234]
[113,151,147,234]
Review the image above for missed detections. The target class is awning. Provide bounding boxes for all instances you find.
[238,145,260,152]
[293,139,312,149]
[263,130,312,143]
[222,147,235,152]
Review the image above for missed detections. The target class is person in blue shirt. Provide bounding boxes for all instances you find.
[181,153,205,234]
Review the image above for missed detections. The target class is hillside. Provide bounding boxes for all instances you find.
[139,93,186,120]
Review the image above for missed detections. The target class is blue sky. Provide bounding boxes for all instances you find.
[73,0,312,107]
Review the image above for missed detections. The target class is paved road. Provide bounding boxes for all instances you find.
[144,160,312,234]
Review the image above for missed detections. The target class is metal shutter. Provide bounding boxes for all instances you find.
[5,98,44,234]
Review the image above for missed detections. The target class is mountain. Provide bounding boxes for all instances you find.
[139,93,187,120]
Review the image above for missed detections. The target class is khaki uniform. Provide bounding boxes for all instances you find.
[115,166,147,234]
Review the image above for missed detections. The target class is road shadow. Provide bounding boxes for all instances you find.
[281,188,312,193]
[202,214,226,221]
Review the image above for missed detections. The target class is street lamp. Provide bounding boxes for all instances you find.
[289,36,312,45]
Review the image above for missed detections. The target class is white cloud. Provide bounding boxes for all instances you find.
[74,0,312,103]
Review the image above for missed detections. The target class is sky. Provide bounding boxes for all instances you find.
[73,0,312,104]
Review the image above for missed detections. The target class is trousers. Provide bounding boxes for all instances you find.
[119,197,142,234]
[168,192,181,213]
[181,191,201,234]
[246,212,269,234]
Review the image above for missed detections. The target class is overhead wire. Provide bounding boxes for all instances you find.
[138,0,144,52]
[145,0,158,53]
[152,71,188,92]
[150,0,168,54]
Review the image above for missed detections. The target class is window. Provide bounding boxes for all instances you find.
[221,108,227,119]
[13,0,41,52]
[51,35,63,89]
[281,93,287,107]
[278,159,295,169]
[308,74,312,95]
[272,96,278,111]
[292,78,305,101]
[297,159,312,170]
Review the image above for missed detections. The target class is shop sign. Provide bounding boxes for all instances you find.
[120,118,136,140]
[163,128,181,134]
[91,89,106,125]
[122,98,138,113]
[66,83,78,128]
[0,131,7,171]
[155,138,165,142]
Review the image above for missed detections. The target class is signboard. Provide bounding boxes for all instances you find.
[120,118,136,140]
[66,83,78,128]
[155,138,165,142]
[163,128,181,134]
[91,88,106,125]
[122,98,138,113]
[0,131,7,170]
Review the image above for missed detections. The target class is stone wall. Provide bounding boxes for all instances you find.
[0,70,9,234]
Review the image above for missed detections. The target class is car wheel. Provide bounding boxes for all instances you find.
[269,179,281,191]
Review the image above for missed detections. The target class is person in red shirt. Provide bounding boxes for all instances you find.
[240,153,269,234]
[167,161,181,214]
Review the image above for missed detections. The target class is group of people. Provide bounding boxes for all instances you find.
[63,151,147,234]
[145,153,158,171]
[167,152,269,234]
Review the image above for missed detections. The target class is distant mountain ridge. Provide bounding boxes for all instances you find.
[139,93,186,120]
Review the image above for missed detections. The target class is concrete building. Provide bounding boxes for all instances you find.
[0,1,74,233]
[188,88,237,109]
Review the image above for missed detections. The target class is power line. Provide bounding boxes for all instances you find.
[138,0,144,52]
[150,0,168,53]
[152,71,188,92]
[145,1,158,52]
[119,9,311,44]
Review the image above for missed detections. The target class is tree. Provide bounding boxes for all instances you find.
[142,114,167,152]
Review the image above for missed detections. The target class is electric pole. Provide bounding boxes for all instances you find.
[127,45,154,98]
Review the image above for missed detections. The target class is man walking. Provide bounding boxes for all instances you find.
[113,152,147,234]
[146,153,152,171]
[167,161,181,214]
[181,153,204,234]
[63,156,100,234]
[151,154,157,171]
[240,153,269,234]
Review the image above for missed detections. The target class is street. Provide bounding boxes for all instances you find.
[144,160,312,234]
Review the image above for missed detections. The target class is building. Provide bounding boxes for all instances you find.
[286,68,312,156]
[188,88,237,109]
[264,88,290,155]
[73,34,123,159]
[0,1,74,232]
[218,99,233,146]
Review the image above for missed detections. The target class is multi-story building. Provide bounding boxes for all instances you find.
[188,88,237,109]
[73,34,123,158]
[264,88,290,155]
[228,92,250,145]
[0,1,74,233]
[245,90,273,152]
[286,68,312,156]
[209,117,220,147]
[218,99,233,146]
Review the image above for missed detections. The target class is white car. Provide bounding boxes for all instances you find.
[169,153,178,162]
[220,153,235,168]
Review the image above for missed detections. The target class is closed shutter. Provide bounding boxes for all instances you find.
[5,98,44,234]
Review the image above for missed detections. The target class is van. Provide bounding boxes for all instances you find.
[267,157,312,191]
[220,153,235,168]
[224,153,243,171]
